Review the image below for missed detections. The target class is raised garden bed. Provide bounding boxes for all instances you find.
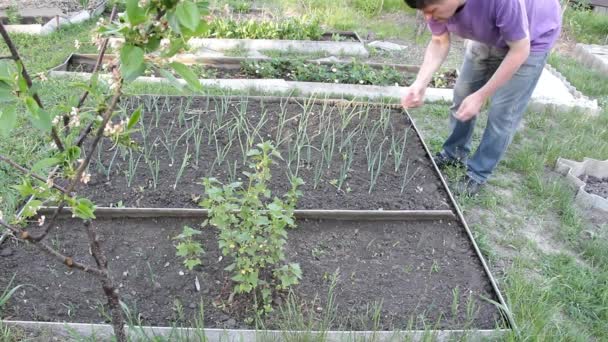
[52,53,457,89]
[0,2,106,35]
[68,96,452,210]
[1,96,510,338]
[556,157,608,212]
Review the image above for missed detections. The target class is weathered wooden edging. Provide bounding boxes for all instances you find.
[38,207,457,221]
[3,320,508,342]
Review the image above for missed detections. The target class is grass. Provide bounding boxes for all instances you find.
[563,5,608,45]
[548,52,608,107]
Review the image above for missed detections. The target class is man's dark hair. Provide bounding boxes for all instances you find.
[403,0,441,9]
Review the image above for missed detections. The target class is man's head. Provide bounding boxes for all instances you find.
[403,0,465,23]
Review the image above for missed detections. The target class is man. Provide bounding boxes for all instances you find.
[401,0,562,196]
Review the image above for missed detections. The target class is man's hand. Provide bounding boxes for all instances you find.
[401,83,426,109]
[454,91,485,121]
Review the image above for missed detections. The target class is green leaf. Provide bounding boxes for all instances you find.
[127,106,142,130]
[176,1,200,32]
[166,11,181,34]
[120,45,146,82]
[13,179,35,197]
[161,38,186,58]
[21,200,42,219]
[0,105,16,137]
[158,69,185,91]
[176,242,190,257]
[73,198,96,220]
[24,97,51,132]
[184,258,202,270]
[0,61,13,82]
[0,81,14,102]
[169,62,202,92]
[126,0,147,26]
[32,158,61,173]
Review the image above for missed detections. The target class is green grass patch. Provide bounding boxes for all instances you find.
[563,6,608,45]
[548,53,608,107]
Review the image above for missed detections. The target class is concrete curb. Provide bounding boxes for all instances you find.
[573,43,608,76]
[48,69,597,114]
[187,38,369,57]
[3,320,507,342]
[3,1,107,35]
[555,157,608,213]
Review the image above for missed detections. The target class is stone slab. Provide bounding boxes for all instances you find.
[573,44,608,76]
[555,157,608,213]
[368,41,408,52]
[188,38,369,57]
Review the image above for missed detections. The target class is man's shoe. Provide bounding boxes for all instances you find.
[434,152,464,169]
[452,175,484,197]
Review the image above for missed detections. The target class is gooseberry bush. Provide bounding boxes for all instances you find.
[201,141,304,315]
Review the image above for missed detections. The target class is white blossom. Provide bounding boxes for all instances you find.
[331,68,337,73]
[51,115,61,126]
[80,172,91,184]
[37,72,48,82]
[160,38,170,51]
[38,215,46,226]
[74,39,81,50]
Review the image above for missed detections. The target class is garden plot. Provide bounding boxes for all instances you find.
[52,53,457,89]
[73,96,451,210]
[0,216,504,332]
[0,1,106,35]
[1,95,511,338]
[555,157,608,213]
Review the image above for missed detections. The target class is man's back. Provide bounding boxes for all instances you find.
[428,0,562,52]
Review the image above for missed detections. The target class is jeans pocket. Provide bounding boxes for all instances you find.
[465,40,490,61]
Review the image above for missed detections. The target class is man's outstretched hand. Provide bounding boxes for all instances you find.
[401,83,426,109]
[454,92,484,121]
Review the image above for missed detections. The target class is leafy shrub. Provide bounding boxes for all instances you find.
[206,17,324,40]
[201,142,304,314]
[242,58,413,86]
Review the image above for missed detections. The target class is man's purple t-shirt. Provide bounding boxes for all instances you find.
[428,0,562,53]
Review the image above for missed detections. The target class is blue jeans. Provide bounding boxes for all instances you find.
[441,40,548,184]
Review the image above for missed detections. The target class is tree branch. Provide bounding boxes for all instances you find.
[70,5,119,139]
[0,218,105,278]
[29,90,123,242]
[0,154,69,194]
[85,221,126,341]
[0,22,65,152]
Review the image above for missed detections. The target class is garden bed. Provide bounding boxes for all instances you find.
[0,1,106,35]
[53,53,456,88]
[69,96,452,210]
[555,157,608,212]
[0,216,504,331]
[1,94,511,338]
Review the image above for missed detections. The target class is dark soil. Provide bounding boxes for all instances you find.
[73,96,451,210]
[0,217,504,330]
[584,176,608,199]
[64,61,456,89]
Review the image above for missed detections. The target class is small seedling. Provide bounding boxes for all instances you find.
[430,260,440,274]
[173,226,205,270]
